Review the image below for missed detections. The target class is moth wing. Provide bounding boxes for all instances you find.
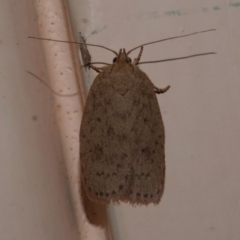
[80,70,133,204]
[80,66,166,205]
[125,69,165,205]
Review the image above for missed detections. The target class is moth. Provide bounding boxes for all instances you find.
[79,29,216,205]
[80,47,169,206]
[28,29,216,206]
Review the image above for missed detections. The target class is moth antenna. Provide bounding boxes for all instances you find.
[127,29,216,55]
[138,52,216,65]
[28,36,118,56]
[26,71,79,97]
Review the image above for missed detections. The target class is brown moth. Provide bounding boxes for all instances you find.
[28,29,216,206]
[80,46,170,205]
[80,30,216,205]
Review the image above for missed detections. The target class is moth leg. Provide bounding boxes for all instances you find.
[89,64,105,73]
[133,46,144,65]
[154,85,170,94]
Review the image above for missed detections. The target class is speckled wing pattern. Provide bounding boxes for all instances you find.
[80,61,165,205]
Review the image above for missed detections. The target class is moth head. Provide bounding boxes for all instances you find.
[113,49,132,63]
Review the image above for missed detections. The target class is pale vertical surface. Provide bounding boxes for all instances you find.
[68,0,240,239]
[0,0,79,239]
[34,0,111,239]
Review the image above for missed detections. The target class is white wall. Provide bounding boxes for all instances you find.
[1,0,239,239]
